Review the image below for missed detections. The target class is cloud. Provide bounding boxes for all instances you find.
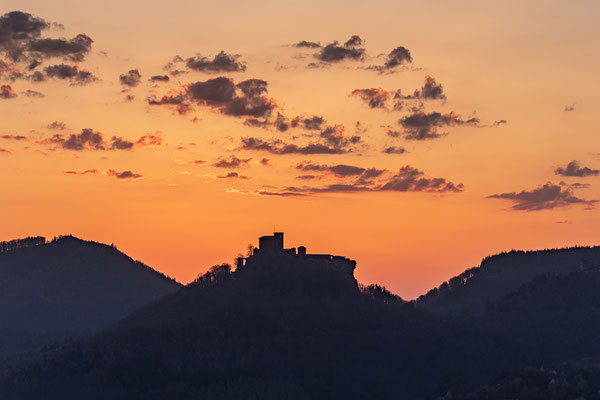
[39,129,162,151]
[47,121,66,130]
[351,88,392,109]
[260,158,271,166]
[0,148,10,154]
[367,46,412,73]
[239,137,347,155]
[23,89,44,98]
[107,169,143,179]
[217,172,249,179]
[44,64,97,85]
[184,51,246,73]
[0,11,94,84]
[213,155,252,168]
[314,35,366,63]
[493,119,507,126]
[378,165,463,192]
[383,146,406,154]
[27,33,92,62]
[0,11,49,61]
[119,69,142,87]
[352,76,446,112]
[290,115,326,130]
[148,77,277,119]
[295,40,321,48]
[399,111,480,140]
[564,103,576,112]
[149,75,170,82]
[487,182,596,211]
[0,134,26,140]
[555,160,600,177]
[63,169,98,175]
[0,84,16,99]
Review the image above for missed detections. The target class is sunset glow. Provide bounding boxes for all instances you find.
[2,0,599,298]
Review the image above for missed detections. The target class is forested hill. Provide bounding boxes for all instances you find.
[0,235,181,361]
[417,246,600,316]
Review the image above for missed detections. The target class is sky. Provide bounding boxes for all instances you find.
[1,0,599,299]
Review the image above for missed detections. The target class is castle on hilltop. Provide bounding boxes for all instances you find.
[237,232,356,275]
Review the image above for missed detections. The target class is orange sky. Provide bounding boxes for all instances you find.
[1,1,600,298]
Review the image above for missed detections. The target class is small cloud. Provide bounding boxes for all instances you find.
[0,148,11,154]
[555,160,599,177]
[119,69,142,87]
[23,89,45,98]
[47,121,66,130]
[487,182,596,211]
[383,146,406,154]
[63,169,98,175]
[564,103,576,112]
[1,134,27,140]
[217,172,249,179]
[213,155,252,168]
[107,169,143,179]
[0,84,17,99]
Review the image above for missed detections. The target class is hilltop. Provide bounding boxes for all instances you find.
[0,235,181,363]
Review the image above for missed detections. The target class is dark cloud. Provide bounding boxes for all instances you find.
[379,165,463,192]
[488,182,596,211]
[1,134,26,140]
[63,169,98,175]
[383,146,406,154]
[296,175,317,180]
[493,119,507,126]
[352,77,445,111]
[555,160,600,177]
[40,129,162,151]
[240,137,346,155]
[44,128,104,150]
[27,34,92,62]
[0,11,49,61]
[0,148,10,154]
[217,172,249,179]
[293,161,387,184]
[149,75,170,82]
[351,88,392,109]
[295,40,321,48]
[23,89,44,98]
[399,111,480,140]
[0,84,16,98]
[0,11,94,84]
[315,36,366,63]
[147,93,192,114]
[368,46,412,73]
[119,69,141,87]
[47,121,66,130]
[107,169,143,180]
[279,166,461,195]
[150,77,277,119]
[290,115,325,130]
[260,158,271,166]
[185,51,246,73]
[213,155,252,168]
[564,103,576,112]
[44,64,97,85]
[413,75,445,100]
[385,129,401,138]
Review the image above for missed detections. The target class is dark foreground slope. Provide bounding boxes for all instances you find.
[0,235,181,362]
[4,247,600,399]
[454,357,600,400]
[417,246,600,316]
[0,259,466,400]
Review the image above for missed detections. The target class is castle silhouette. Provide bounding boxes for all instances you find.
[237,232,356,275]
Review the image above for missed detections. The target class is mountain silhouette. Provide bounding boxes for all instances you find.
[417,246,600,316]
[0,235,181,365]
[2,235,600,399]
